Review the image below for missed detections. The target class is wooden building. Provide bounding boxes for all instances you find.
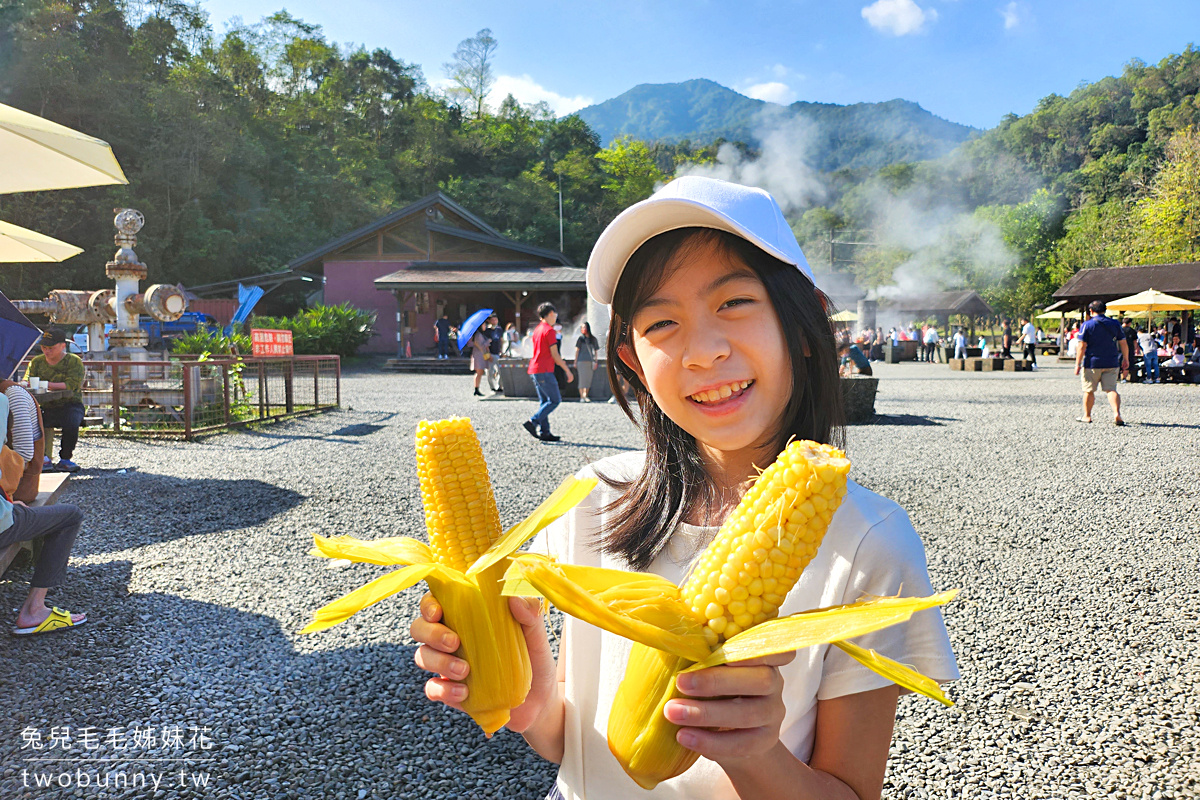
[284,192,584,355]
[1052,262,1200,305]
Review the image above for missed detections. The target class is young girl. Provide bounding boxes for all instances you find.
[410,177,958,800]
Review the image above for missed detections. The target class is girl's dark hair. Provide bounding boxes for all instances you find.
[600,227,844,569]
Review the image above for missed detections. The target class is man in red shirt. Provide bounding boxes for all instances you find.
[523,302,573,442]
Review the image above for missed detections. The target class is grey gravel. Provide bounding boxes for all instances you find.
[1,358,1196,799]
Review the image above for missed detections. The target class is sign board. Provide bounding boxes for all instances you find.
[251,328,294,357]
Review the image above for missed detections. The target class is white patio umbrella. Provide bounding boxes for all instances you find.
[0,102,128,194]
[0,220,83,262]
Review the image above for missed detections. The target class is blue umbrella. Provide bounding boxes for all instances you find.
[0,290,41,379]
[457,307,494,352]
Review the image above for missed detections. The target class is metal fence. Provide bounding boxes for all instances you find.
[25,355,340,439]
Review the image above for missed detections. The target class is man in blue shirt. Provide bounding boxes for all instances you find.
[1074,300,1129,425]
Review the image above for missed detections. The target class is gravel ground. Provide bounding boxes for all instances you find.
[1,358,1196,799]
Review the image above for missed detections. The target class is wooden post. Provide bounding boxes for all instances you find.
[313,358,320,407]
[285,358,295,414]
[222,363,231,426]
[182,364,193,439]
[111,363,121,434]
[335,357,341,407]
[257,361,266,419]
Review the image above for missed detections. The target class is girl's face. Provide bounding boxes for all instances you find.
[620,239,792,463]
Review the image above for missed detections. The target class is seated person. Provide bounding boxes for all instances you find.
[23,328,85,473]
[1165,346,1187,367]
[1,391,87,635]
[2,379,44,503]
[838,341,874,377]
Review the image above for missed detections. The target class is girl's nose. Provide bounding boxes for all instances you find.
[681,323,731,370]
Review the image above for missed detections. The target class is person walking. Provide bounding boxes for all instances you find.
[1075,300,1128,426]
[523,303,572,442]
[952,327,968,360]
[469,325,490,397]
[1001,319,1014,359]
[923,325,941,363]
[573,321,600,403]
[502,322,520,356]
[1136,326,1161,383]
[1020,317,1039,370]
[484,314,503,392]
[23,329,85,473]
[434,313,452,359]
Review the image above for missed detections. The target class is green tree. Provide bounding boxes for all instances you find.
[596,136,667,211]
[1136,126,1200,262]
[443,28,497,119]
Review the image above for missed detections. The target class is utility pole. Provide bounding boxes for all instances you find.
[558,173,564,253]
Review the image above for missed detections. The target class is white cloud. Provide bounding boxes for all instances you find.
[746,82,796,105]
[1001,1,1021,30]
[770,63,789,79]
[487,74,594,116]
[861,0,938,36]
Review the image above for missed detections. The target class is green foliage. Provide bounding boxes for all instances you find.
[171,329,253,355]
[251,303,376,356]
[596,136,666,210]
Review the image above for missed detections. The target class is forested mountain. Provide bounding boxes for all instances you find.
[0,0,1196,320]
[575,79,978,171]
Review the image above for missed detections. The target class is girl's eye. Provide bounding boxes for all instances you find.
[644,319,674,333]
[722,297,754,310]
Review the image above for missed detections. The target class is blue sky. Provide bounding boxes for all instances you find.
[198,0,1199,129]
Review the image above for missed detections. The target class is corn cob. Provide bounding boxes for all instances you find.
[504,440,957,789]
[302,417,597,737]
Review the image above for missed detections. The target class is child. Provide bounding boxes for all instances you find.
[410,177,958,800]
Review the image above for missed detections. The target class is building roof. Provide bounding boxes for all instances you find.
[896,290,994,317]
[1052,262,1200,303]
[375,263,586,292]
[286,191,572,273]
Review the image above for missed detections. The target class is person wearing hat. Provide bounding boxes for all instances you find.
[1075,299,1129,425]
[410,176,956,800]
[23,329,86,472]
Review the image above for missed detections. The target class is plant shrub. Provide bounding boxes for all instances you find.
[171,329,252,355]
[250,304,376,357]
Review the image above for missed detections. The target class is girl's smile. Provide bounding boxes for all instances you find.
[620,239,791,476]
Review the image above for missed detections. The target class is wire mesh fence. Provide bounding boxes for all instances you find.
[22,355,340,439]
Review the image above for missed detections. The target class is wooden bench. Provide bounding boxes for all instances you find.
[0,472,72,577]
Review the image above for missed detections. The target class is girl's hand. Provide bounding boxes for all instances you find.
[663,651,796,768]
[409,592,558,733]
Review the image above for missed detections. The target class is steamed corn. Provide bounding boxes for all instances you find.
[302,417,596,737]
[504,439,956,788]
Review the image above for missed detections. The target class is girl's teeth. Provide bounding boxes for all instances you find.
[719,385,733,398]
[692,381,752,403]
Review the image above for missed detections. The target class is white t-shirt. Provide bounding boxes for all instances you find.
[528,452,958,800]
[923,329,939,344]
[1022,323,1037,345]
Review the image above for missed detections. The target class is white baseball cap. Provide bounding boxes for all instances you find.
[586,175,813,305]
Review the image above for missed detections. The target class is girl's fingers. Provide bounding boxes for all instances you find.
[418,592,442,622]
[675,663,782,698]
[409,616,459,652]
[674,723,775,760]
[414,644,470,680]
[507,595,544,627]
[663,695,781,730]
[424,677,467,708]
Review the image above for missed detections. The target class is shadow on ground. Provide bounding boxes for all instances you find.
[0,561,553,800]
[61,474,304,557]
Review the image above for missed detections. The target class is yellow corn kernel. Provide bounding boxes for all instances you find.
[678,440,851,644]
[416,417,502,571]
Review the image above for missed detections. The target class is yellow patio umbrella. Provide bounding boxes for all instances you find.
[0,220,83,262]
[0,102,128,194]
[830,309,858,322]
[1105,288,1200,313]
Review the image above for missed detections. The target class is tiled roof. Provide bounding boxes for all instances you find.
[1053,262,1200,302]
[896,290,994,316]
[375,263,586,291]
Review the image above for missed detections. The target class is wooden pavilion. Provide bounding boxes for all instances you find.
[896,291,995,337]
[283,192,584,355]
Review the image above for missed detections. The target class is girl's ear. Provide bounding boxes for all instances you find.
[617,342,646,382]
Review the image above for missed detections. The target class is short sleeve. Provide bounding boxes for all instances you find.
[817,509,959,700]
